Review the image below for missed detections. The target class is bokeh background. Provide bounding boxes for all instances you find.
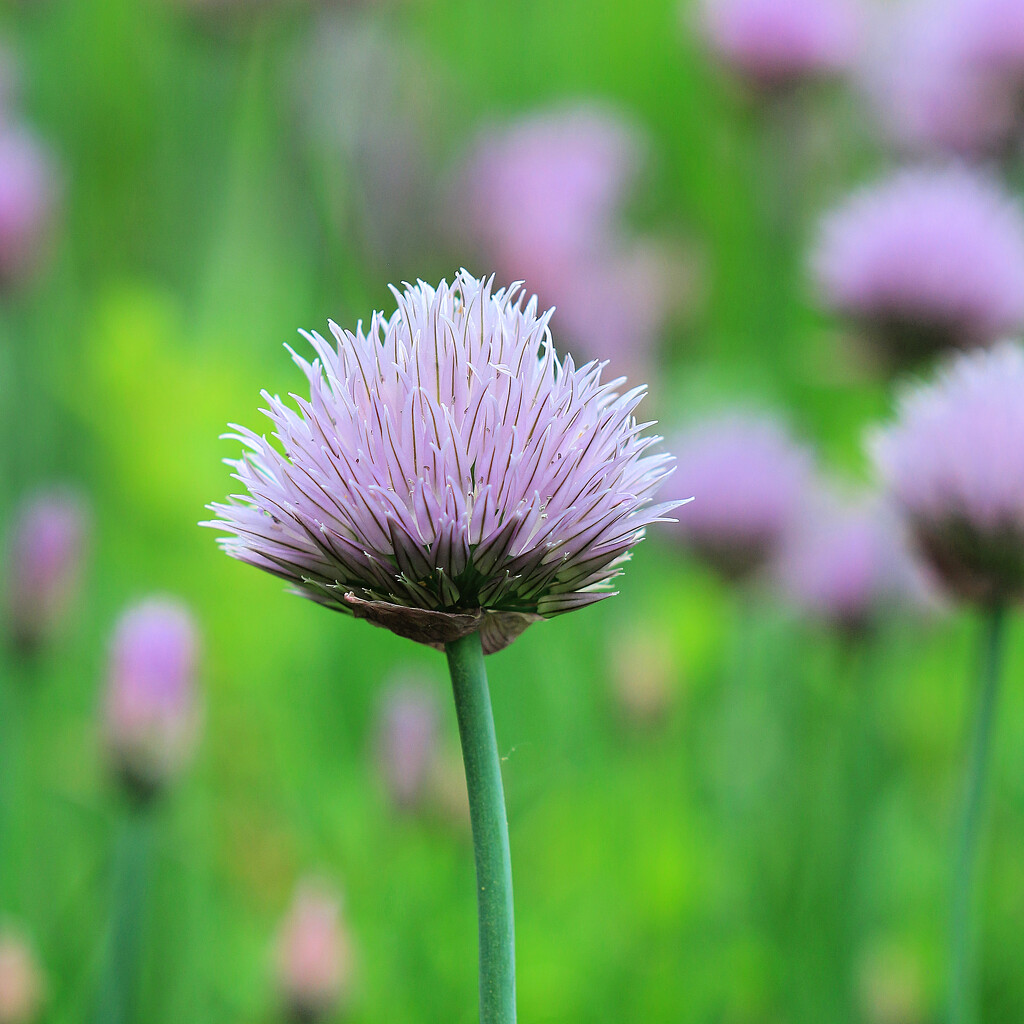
[2,0,1024,1022]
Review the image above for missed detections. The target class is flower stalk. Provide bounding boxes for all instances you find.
[445,630,515,1024]
[949,603,1007,1024]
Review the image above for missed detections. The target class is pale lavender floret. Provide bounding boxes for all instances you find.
[4,488,88,654]
[374,673,440,811]
[0,125,56,287]
[103,598,201,796]
[776,488,925,632]
[458,108,679,375]
[863,0,1024,157]
[205,272,677,654]
[664,412,812,581]
[813,167,1024,362]
[871,342,1024,604]
[699,0,863,90]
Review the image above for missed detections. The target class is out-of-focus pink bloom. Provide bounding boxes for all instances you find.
[699,0,863,91]
[275,880,354,1023]
[103,598,201,798]
[813,167,1024,365]
[374,673,440,812]
[864,0,1024,158]
[0,931,43,1024]
[0,126,56,287]
[665,411,813,581]
[776,488,927,633]
[871,342,1024,604]
[458,108,680,375]
[4,488,88,655]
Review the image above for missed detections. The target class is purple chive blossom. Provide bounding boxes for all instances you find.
[275,881,354,1024]
[458,109,678,374]
[813,167,1024,366]
[871,342,1024,605]
[0,125,56,287]
[863,0,1024,158]
[103,598,200,797]
[665,411,813,581]
[4,488,88,655]
[698,0,863,91]
[374,672,440,812]
[205,272,677,654]
[776,488,925,633]
[0,931,43,1024]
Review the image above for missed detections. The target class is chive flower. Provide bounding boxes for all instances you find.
[0,125,56,287]
[665,411,812,581]
[0,931,43,1024]
[102,598,201,799]
[374,672,441,813]
[275,881,354,1024]
[4,488,88,655]
[813,167,1024,366]
[205,271,676,654]
[699,0,863,92]
[871,342,1024,605]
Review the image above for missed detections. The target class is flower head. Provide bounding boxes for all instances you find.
[699,0,863,91]
[665,411,812,581]
[813,167,1024,365]
[0,125,56,287]
[103,598,201,799]
[374,672,440,812]
[776,487,925,633]
[4,488,88,655]
[206,272,676,653]
[871,342,1024,605]
[863,0,1024,158]
[0,931,43,1024]
[275,880,354,1023]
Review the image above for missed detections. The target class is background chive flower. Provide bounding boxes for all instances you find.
[775,487,926,634]
[275,880,354,1024]
[373,672,441,813]
[871,342,1024,605]
[0,931,43,1024]
[812,167,1024,367]
[698,0,863,92]
[664,411,812,581]
[4,488,88,655]
[0,125,56,288]
[102,598,201,799]
[863,0,1024,159]
[206,271,677,654]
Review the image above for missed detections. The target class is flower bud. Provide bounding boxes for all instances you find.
[374,674,440,813]
[275,881,354,1023]
[609,624,678,728]
[0,931,43,1024]
[0,125,57,288]
[4,488,88,656]
[103,598,200,800]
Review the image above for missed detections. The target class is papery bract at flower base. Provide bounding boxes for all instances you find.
[871,342,1024,606]
[205,272,677,652]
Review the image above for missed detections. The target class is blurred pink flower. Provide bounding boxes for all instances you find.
[0,125,57,287]
[776,488,927,633]
[275,880,354,1023]
[374,673,440,812]
[459,107,680,376]
[0,931,42,1024]
[871,342,1024,604]
[4,488,88,655]
[103,598,201,798]
[699,0,863,91]
[813,166,1024,365]
[665,411,813,581]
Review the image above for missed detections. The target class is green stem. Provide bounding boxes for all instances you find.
[949,604,1008,1024]
[96,804,153,1024]
[445,631,516,1024]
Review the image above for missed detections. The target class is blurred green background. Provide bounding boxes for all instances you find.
[2,0,1023,1022]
